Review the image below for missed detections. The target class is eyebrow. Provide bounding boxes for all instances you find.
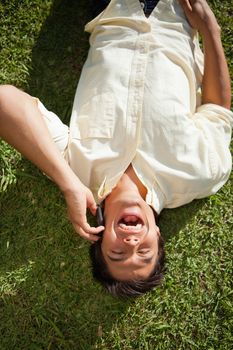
[107,255,153,264]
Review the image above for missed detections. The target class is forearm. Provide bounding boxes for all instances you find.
[0,86,80,194]
[201,24,231,108]
[0,85,102,239]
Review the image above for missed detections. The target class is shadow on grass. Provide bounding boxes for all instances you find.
[0,160,207,349]
[158,199,206,242]
[26,0,91,124]
[1,1,131,348]
[0,0,207,348]
[0,160,132,349]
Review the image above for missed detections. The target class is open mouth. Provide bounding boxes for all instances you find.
[117,215,144,231]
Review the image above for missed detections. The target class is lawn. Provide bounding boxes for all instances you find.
[0,0,232,349]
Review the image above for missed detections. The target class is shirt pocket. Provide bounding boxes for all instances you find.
[71,92,114,139]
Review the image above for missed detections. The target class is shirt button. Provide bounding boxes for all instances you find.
[139,45,145,54]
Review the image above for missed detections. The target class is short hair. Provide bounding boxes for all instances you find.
[89,233,165,298]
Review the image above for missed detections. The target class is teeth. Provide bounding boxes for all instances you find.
[119,223,142,230]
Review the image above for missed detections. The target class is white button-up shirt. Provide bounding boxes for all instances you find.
[67,0,233,213]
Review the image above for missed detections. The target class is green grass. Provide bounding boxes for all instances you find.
[0,1,232,349]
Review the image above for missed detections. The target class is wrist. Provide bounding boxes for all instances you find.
[199,20,221,38]
[50,163,83,195]
[59,175,83,196]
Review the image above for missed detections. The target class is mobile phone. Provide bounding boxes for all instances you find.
[96,205,104,226]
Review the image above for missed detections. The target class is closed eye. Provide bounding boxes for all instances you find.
[108,255,127,262]
[107,255,153,264]
[137,249,150,255]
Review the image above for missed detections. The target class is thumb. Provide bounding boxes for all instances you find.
[86,190,97,215]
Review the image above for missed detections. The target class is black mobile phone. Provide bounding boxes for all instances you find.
[96,205,104,226]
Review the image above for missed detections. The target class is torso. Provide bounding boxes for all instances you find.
[69,0,206,213]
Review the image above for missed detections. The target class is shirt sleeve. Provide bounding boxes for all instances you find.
[191,103,233,196]
[35,98,69,158]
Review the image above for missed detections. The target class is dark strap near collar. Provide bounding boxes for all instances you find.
[91,0,110,18]
[91,0,160,18]
[139,0,160,16]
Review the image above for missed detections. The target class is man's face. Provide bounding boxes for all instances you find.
[101,189,160,281]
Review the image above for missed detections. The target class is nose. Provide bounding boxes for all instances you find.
[123,236,140,246]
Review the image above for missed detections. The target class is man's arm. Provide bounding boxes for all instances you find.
[0,85,104,241]
[179,0,231,109]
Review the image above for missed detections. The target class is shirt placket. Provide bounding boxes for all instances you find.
[126,35,149,156]
[100,34,150,200]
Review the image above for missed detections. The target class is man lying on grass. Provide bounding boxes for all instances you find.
[0,0,232,297]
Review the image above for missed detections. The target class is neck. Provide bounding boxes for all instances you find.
[104,165,147,207]
[118,164,147,199]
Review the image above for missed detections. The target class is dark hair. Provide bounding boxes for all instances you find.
[89,233,165,298]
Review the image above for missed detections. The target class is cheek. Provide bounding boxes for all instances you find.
[145,232,159,249]
[101,229,116,251]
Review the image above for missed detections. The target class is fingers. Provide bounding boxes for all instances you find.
[70,217,105,242]
[69,208,104,242]
[64,184,104,242]
[179,0,192,11]
[75,223,105,242]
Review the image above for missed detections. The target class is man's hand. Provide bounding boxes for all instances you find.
[179,0,231,108]
[63,181,104,242]
[0,86,104,242]
[179,0,219,34]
